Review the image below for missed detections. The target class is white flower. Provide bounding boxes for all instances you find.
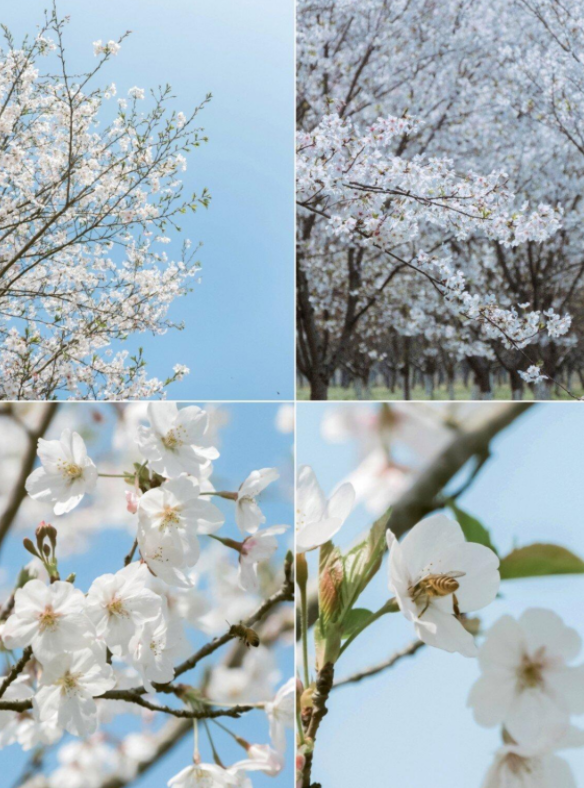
[232,744,284,777]
[265,677,295,753]
[128,86,145,100]
[468,609,584,743]
[137,477,224,585]
[33,649,115,737]
[26,430,97,514]
[86,563,163,654]
[238,526,288,592]
[3,579,90,663]
[137,403,219,478]
[481,727,584,788]
[0,674,33,747]
[295,466,355,552]
[387,514,500,657]
[129,615,187,692]
[168,763,229,787]
[235,468,280,534]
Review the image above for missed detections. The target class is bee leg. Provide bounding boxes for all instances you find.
[418,598,430,619]
[452,593,461,619]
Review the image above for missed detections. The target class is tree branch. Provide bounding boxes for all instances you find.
[333,640,425,689]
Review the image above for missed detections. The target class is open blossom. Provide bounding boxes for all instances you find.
[129,615,187,692]
[86,563,163,654]
[168,763,230,787]
[296,466,355,552]
[481,727,584,788]
[3,579,90,663]
[137,476,224,586]
[26,430,98,515]
[0,675,34,748]
[232,744,284,777]
[137,403,219,479]
[468,609,584,743]
[265,677,295,753]
[387,514,500,657]
[238,526,288,592]
[33,649,115,737]
[235,468,280,534]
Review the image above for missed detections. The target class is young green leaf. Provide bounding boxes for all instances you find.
[341,608,374,640]
[500,543,584,579]
[447,501,497,553]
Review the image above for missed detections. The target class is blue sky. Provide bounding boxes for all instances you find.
[297,402,584,787]
[0,402,294,787]
[2,0,294,400]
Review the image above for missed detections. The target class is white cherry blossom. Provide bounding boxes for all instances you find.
[481,727,584,788]
[265,677,295,753]
[137,404,219,479]
[387,514,500,657]
[232,743,284,777]
[137,476,224,586]
[296,465,355,552]
[128,615,187,692]
[33,649,115,737]
[3,579,90,663]
[167,764,230,788]
[85,562,163,654]
[235,468,280,534]
[26,430,97,515]
[238,525,288,592]
[468,609,584,743]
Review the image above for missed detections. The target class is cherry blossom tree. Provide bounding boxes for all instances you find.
[296,403,584,787]
[296,0,584,400]
[0,7,212,400]
[0,402,294,788]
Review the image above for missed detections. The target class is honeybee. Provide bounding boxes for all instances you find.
[409,571,466,619]
[228,622,260,648]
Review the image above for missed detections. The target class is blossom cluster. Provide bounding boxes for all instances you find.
[0,403,293,788]
[0,12,211,400]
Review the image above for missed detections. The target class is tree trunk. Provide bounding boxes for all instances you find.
[310,374,329,400]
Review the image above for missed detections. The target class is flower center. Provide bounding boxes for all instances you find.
[517,649,546,689]
[38,605,61,632]
[504,753,534,776]
[160,505,180,528]
[57,670,81,695]
[107,595,128,619]
[161,427,186,450]
[57,461,83,481]
[149,638,162,656]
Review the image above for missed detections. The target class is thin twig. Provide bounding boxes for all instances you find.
[333,640,425,689]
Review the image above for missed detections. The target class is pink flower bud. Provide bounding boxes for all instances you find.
[125,490,139,514]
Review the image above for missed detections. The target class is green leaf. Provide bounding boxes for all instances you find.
[448,501,497,553]
[341,608,373,639]
[500,543,584,579]
[342,517,388,607]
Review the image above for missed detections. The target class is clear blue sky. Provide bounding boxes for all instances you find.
[297,403,584,787]
[0,403,294,787]
[1,0,294,400]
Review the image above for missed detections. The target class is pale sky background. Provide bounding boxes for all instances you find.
[0,403,294,787]
[297,402,584,787]
[1,0,294,400]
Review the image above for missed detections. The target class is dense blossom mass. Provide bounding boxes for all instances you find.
[297,0,584,399]
[0,10,211,399]
[0,403,294,787]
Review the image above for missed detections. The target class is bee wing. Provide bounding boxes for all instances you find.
[445,571,466,579]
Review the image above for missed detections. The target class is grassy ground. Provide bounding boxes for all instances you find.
[297,381,583,400]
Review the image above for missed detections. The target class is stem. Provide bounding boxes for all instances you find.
[98,473,127,479]
[300,583,310,688]
[339,599,398,658]
[123,538,138,566]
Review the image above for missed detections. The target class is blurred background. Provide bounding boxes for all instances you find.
[297,402,584,786]
[1,0,294,400]
[0,401,295,787]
